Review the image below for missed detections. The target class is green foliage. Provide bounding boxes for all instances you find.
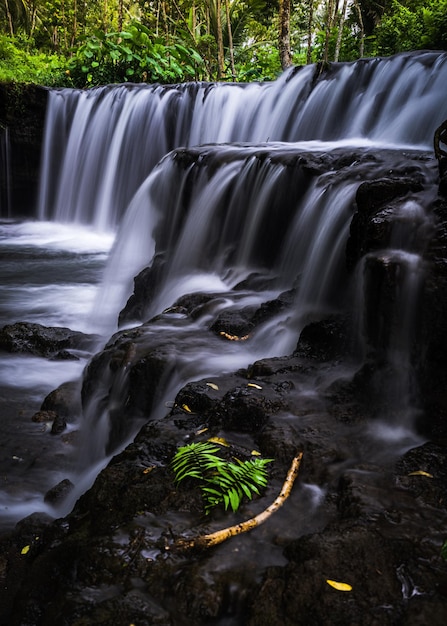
[67,21,206,87]
[234,41,282,81]
[171,441,273,514]
[2,0,447,88]
[374,0,447,56]
[0,35,69,85]
[442,540,447,561]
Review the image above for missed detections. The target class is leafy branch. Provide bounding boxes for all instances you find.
[171,441,273,514]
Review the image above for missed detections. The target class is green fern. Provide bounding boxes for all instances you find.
[171,441,273,514]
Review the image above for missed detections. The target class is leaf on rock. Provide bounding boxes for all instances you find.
[247,383,262,389]
[208,436,230,447]
[408,470,433,478]
[326,579,352,591]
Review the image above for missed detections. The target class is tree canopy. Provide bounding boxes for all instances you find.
[1,0,446,86]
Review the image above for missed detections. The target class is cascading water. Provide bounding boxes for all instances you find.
[356,193,436,443]
[37,51,447,230]
[0,51,445,529]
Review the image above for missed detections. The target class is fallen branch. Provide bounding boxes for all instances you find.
[172,451,303,552]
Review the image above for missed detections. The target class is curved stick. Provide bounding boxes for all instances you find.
[173,451,303,551]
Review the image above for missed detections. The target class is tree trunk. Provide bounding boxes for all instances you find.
[279,0,293,70]
[334,0,348,62]
[4,0,14,36]
[354,0,365,58]
[118,0,123,32]
[306,0,314,65]
[216,0,225,79]
[322,0,335,64]
[225,0,236,80]
[71,0,78,47]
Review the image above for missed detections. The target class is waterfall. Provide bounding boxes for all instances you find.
[37,51,447,230]
[1,52,445,527]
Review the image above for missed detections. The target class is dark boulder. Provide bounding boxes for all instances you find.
[119,253,166,325]
[44,479,74,504]
[0,322,98,358]
[346,176,426,270]
[294,315,352,361]
[40,380,82,420]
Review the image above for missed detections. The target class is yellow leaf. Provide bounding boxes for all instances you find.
[143,466,155,474]
[247,383,262,390]
[21,545,30,555]
[408,470,433,478]
[326,579,352,591]
[196,427,208,435]
[181,404,192,413]
[219,331,249,341]
[206,382,219,390]
[251,450,261,456]
[208,436,230,447]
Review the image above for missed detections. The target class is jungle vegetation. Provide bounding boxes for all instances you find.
[0,1,446,86]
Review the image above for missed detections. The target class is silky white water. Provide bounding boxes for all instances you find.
[0,220,113,528]
[1,51,445,529]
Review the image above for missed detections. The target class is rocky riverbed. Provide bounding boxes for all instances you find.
[1,313,447,624]
[2,157,447,622]
[1,81,447,623]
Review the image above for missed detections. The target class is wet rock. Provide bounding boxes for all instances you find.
[294,315,352,361]
[40,380,82,419]
[360,252,423,359]
[248,526,414,626]
[210,289,295,340]
[3,347,447,624]
[218,386,284,432]
[346,176,425,269]
[0,322,98,358]
[50,414,67,434]
[211,308,256,338]
[395,442,447,509]
[49,349,80,361]
[417,195,447,437]
[119,253,166,325]
[31,409,57,423]
[44,479,74,504]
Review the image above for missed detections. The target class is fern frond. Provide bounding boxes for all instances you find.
[171,441,274,513]
[171,442,222,483]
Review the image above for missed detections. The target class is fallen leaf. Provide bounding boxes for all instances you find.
[251,450,262,456]
[247,383,262,390]
[143,466,155,474]
[208,436,230,447]
[21,545,30,555]
[326,579,352,591]
[408,470,433,478]
[181,404,192,413]
[206,382,219,390]
[196,427,208,435]
[219,331,249,341]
